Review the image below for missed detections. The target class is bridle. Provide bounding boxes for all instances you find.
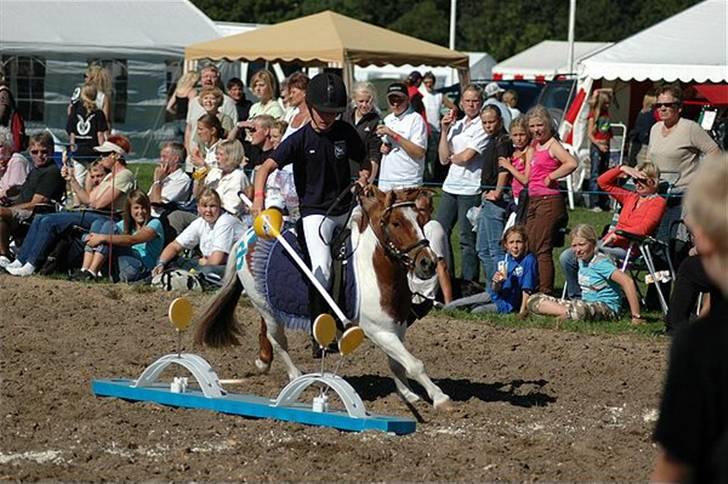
[376,201,431,269]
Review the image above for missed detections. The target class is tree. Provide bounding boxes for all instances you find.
[190,0,702,61]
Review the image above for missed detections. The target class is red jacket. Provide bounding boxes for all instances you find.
[598,166,667,249]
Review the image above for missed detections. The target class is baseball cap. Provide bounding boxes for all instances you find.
[387,82,408,99]
[484,82,505,98]
[94,140,127,155]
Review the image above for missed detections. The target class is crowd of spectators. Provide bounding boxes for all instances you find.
[0,64,722,335]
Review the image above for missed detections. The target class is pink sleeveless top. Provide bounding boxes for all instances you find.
[510,154,526,199]
[529,142,562,197]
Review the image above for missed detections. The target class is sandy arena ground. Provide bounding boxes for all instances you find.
[0,277,669,480]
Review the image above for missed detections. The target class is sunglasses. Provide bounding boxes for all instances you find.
[30,149,49,155]
[634,177,656,186]
[655,102,679,109]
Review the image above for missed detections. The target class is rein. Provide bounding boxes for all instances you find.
[376,201,430,269]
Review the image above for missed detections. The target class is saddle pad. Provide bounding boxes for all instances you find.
[249,228,359,331]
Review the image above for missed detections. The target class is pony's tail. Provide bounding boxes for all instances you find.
[194,243,244,347]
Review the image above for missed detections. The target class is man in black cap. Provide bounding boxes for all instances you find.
[252,72,370,356]
[376,82,428,192]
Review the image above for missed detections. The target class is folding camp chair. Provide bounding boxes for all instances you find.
[614,229,676,315]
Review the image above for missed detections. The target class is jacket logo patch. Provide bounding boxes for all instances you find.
[334,141,346,159]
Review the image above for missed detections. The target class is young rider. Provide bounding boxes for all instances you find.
[252,73,371,355]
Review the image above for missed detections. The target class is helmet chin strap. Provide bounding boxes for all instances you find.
[310,108,336,133]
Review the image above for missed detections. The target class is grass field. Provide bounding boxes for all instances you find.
[131,162,666,336]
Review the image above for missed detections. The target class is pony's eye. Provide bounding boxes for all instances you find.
[392,221,400,228]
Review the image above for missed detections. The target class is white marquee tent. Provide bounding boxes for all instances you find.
[559,0,727,209]
[0,0,222,159]
[579,0,727,83]
[492,40,612,81]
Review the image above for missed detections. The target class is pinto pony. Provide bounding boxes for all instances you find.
[194,186,453,410]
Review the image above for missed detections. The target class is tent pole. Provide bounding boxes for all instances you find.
[567,0,576,76]
[449,0,457,85]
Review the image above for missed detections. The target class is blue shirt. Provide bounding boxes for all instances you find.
[578,252,622,313]
[488,252,538,313]
[115,218,164,269]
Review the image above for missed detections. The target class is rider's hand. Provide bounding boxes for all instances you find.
[355,170,369,189]
[252,197,264,218]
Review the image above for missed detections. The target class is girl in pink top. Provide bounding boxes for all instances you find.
[524,105,577,295]
[498,116,531,202]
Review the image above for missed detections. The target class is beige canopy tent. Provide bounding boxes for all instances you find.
[185,10,470,87]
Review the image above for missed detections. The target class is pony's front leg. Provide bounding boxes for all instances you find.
[367,328,452,410]
[261,313,302,381]
[387,356,420,404]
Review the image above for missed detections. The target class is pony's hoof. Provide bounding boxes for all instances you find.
[254,358,271,373]
[399,391,420,404]
[434,397,456,412]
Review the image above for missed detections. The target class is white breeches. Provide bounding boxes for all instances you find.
[301,212,349,290]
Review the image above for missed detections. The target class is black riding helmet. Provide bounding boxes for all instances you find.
[306,72,347,113]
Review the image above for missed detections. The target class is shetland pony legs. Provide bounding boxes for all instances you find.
[364,325,452,409]
[256,318,273,371]
[255,310,302,381]
[388,356,421,404]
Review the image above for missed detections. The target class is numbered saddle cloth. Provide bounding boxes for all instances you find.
[242,228,359,331]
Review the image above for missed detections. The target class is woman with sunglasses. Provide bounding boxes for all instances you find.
[5,135,135,277]
[647,85,719,241]
[560,162,667,300]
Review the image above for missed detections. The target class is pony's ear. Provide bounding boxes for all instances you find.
[359,184,382,212]
[384,190,397,208]
[400,187,427,202]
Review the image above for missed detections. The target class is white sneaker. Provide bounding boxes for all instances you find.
[6,262,36,277]
[5,258,22,269]
[0,255,12,268]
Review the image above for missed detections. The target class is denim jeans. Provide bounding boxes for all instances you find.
[476,199,507,288]
[80,219,149,282]
[444,291,498,313]
[84,219,116,256]
[588,143,610,209]
[114,249,147,282]
[436,191,481,281]
[559,243,628,299]
[18,211,110,267]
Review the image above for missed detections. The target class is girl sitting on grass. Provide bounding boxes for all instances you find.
[73,190,164,282]
[445,225,538,315]
[527,224,644,323]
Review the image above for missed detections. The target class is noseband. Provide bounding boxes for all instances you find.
[377,201,430,269]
